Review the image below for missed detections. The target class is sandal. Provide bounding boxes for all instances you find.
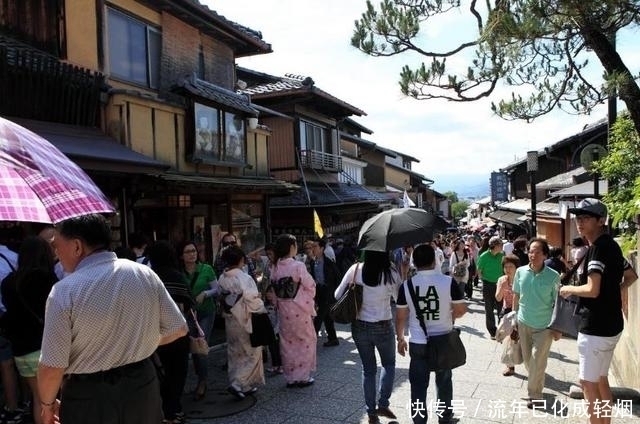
[502,367,515,376]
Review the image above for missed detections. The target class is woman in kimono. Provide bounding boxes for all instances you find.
[269,234,317,388]
[218,245,266,399]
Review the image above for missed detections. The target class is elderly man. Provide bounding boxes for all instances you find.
[37,214,187,424]
[512,238,561,409]
[560,199,637,423]
[476,236,505,339]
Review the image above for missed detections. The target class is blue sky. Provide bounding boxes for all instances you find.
[209,0,638,194]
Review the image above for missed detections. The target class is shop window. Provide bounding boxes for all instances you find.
[192,103,246,165]
[232,203,264,256]
[107,8,161,89]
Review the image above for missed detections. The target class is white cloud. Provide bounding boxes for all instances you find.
[209,0,632,190]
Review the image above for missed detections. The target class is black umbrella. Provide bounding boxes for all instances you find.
[357,207,435,252]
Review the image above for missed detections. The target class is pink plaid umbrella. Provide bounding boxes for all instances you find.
[0,117,115,223]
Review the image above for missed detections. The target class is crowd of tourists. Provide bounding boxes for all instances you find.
[0,197,636,424]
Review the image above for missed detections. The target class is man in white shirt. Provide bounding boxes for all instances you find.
[396,244,467,424]
[503,232,515,255]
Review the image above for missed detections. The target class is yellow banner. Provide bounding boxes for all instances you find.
[313,209,324,238]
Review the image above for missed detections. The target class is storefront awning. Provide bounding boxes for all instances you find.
[155,173,298,194]
[488,210,526,226]
[270,183,390,208]
[9,118,169,173]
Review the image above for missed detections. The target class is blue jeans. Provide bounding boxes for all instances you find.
[351,320,396,415]
[409,343,453,424]
[193,311,214,382]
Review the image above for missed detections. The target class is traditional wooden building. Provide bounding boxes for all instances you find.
[0,0,295,258]
[237,67,389,240]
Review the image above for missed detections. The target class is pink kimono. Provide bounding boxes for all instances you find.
[269,257,317,384]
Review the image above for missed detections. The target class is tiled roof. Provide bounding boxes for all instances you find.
[173,75,258,116]
[270,183,389,208]
[239,71,366,116]
[156,173,298,193]
[551,180,607,197]
[166,1,271,56]
[537,167,588,189]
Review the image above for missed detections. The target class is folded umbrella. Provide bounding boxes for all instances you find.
[0,117,114,223]
[357,207,435,252]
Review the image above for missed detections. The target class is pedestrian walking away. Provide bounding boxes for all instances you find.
[335,251,402,424]
[396,244,468,424]
[37,214,187,424]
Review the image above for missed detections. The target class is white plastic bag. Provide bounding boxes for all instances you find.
[500,336,523,365]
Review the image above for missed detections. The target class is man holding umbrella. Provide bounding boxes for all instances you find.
[37,214,187,424]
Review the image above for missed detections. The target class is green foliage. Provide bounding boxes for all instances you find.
[443,190,459,203]
[352,0,640,133]
[451,200,470,220]
[592,113,640,252]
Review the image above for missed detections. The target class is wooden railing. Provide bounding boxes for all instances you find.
[0,42,104,126]
[299,149,342,172]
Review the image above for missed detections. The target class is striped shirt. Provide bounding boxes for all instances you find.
[40,251,186,374]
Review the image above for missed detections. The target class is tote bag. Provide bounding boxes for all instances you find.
[548,293,581,338]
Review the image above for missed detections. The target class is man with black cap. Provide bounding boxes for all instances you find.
[560,198,637,424]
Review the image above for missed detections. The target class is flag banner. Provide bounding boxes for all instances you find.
[313,209,324,238]
[402,190,415,208]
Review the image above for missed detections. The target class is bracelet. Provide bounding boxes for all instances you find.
[41,400,56,407]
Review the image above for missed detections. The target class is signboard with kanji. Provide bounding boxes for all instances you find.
[491,172,509,203]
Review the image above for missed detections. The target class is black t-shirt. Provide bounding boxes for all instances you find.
[578,233,630,336]
[0,269,57,356]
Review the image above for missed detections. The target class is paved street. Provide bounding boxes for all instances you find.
[188,291,640,424]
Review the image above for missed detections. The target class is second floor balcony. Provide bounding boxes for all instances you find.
[299,149,342,173]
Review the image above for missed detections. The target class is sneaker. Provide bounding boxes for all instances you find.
[323,339,339,347]
[0,407,24,424]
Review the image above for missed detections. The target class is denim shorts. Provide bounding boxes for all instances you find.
[0,336,13,362]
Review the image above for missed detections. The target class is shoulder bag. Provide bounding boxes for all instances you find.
[249,312,276,347]
[329,263,363,324]
[547,255,586,338]
[406,277,466,371]
[187,309,210,355]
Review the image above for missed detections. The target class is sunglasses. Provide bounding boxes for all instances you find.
[222,240,237,247]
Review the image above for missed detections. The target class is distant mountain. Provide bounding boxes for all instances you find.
[432,174,490,200]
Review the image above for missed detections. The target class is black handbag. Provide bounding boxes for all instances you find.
[249,312,276,347]
[330,263,362,324]
[406,277,466,371]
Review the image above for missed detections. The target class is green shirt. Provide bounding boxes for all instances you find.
[476,250,505,283]
[184,262,217,314]
[513,264,559,329]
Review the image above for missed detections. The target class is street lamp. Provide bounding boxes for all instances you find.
[527,151,538,237]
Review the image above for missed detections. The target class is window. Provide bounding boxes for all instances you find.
[193,103,246,164]
[107,8,161,89]
[300,120,329,152]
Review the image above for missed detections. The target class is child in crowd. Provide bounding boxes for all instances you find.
[264,286,282,374]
